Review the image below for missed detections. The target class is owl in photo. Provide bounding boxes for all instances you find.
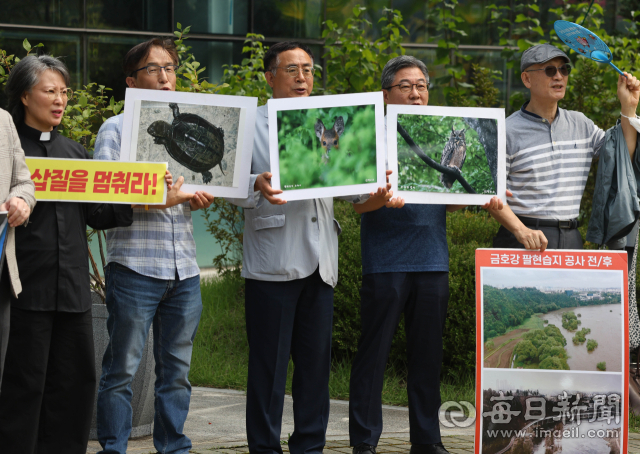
[439,125,467,189]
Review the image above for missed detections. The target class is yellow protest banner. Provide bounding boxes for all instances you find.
[26,157,167,204]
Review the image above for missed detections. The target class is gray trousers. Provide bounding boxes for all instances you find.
[0,263,10,392]
[493,225,584,249]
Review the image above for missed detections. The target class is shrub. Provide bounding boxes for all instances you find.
[587,339,599,352]
[597,361,606,371]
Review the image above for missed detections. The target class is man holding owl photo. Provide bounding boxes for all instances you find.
[348,56,504,454]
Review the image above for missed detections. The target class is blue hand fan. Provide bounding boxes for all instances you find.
[554,20,626,77]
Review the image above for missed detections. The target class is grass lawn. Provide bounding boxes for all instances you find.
[190,275,475,408]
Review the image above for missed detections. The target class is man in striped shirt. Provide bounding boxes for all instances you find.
[490,43,639,251]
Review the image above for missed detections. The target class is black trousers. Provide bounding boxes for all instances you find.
[0,264,10,392]
[0,307,95,454]
[245,268,334,454]
[349,271,450,446]
[493,225,584,250]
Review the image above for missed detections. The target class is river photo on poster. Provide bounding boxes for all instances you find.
[482,268,622,372]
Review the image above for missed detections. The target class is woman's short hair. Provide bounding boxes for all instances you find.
[5,54,71,125]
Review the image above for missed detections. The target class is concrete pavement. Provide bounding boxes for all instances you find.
[87,387,640,453]
[86,387,473,453]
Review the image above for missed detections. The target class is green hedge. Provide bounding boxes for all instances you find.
[332,201,499,377]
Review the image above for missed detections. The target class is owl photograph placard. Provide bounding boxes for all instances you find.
[387,105,506,205]
[268,92,386,201]
[120,88,258,198]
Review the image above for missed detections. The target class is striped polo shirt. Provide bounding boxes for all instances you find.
[506,103,605,220]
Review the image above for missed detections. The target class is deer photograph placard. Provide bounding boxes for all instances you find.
[387,105,506,205]
[268,92,386,201]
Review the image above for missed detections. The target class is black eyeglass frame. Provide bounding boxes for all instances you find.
[129,64,180,77]
[524,64,572,77]
[382,82,430,93]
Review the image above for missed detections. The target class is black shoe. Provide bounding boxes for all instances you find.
[409,442,450,454]
[353,443,377,454]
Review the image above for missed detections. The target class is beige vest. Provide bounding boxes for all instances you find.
[0,108,37,297]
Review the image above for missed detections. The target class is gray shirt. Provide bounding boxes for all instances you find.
[506,104,606,220]
[227,105,341,287]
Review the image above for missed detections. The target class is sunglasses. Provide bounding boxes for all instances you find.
[525,64,572,77]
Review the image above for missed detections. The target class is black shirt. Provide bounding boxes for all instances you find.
[12,123,133,312]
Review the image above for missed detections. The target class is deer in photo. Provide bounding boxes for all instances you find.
[315,116,345,162]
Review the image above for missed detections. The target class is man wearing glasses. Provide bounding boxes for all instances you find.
[489,43,639,251]
[227,41,358,454]
[94,38,213,454]
[348,56,471,454]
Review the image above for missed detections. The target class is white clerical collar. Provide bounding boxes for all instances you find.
[40,131,51,141]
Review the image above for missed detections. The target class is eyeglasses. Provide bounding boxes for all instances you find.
[272,65,315,78]
[43,88,73,101]
[383,82,429,93]
[525,64,572,77]
[129,65,179,77]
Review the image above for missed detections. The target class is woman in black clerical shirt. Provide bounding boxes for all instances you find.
[0,55,134,452]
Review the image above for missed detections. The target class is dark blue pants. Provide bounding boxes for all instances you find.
[245,268,334,454]
[349,271,449,446]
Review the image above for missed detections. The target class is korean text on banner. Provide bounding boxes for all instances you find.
[474,249,629,454]
[26,157,167,204]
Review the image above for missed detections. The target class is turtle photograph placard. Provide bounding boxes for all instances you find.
[120,88,258,198]
[267,92,386,201]
[386,105,507,205]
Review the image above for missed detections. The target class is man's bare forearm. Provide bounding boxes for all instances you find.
[488,203,526,235]
[621,115,638,160]
[353,196,386,214]
[487,203,549,251]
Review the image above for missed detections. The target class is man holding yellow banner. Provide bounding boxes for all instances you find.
[94,38,213,454]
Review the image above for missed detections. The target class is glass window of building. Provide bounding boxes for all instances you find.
[2,0,83,28]
[175,0,249,35]
[254,0,323,39]
[0,31,81,109]
[87,0,171,31]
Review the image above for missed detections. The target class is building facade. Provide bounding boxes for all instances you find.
[1,0,630,106]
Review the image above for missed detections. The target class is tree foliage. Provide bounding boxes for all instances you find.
[322,7,407,94]
[572,327,591,344]
[483,286,619,341]
[513,325,569,370]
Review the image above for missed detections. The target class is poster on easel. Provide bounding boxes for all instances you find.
[475,249,628,454]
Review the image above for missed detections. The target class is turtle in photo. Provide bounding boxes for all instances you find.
[147,103,225,184]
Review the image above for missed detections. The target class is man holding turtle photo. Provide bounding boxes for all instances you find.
[93,37,214,454]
